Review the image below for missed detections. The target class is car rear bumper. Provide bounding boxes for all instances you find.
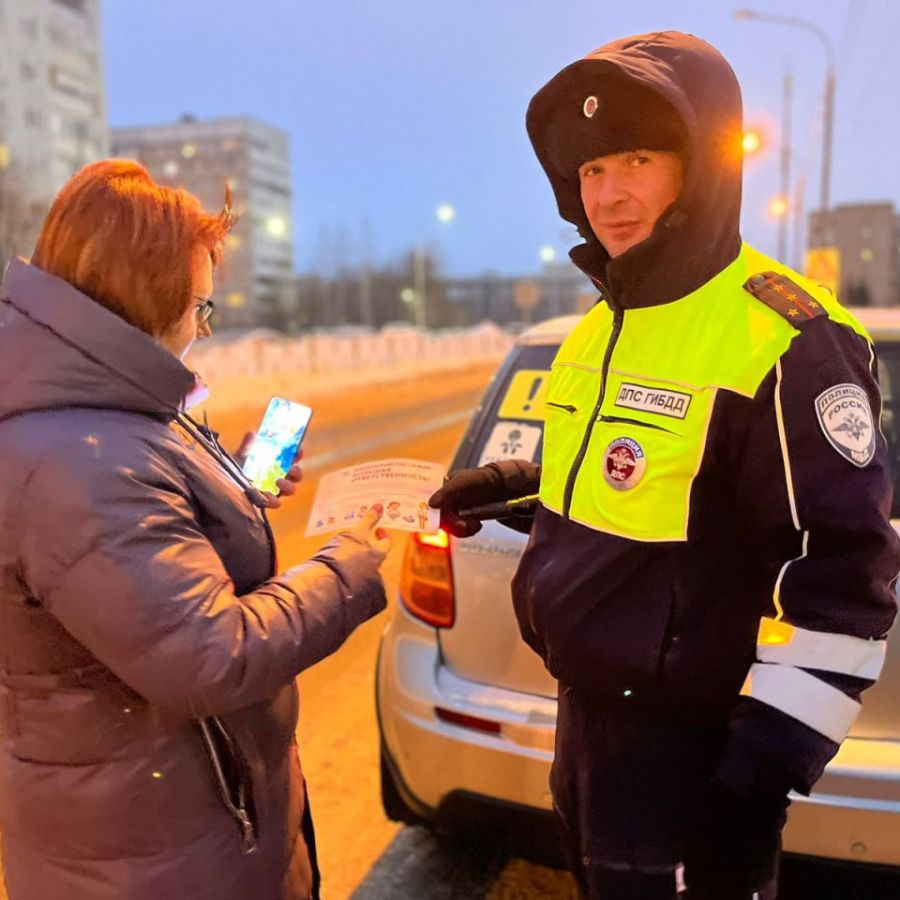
[376,606,900,868]
[376,606,557,815]
[783,738,900,866]
[380,740,568,868]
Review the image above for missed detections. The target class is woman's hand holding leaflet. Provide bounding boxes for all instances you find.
[346,504,392,563]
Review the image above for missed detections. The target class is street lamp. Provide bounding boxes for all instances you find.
[768,196,789,219]
[539,245,557,264]
[748,140,807,268]
[734,9,836,239]
[744,74,795,263]
[742,129,764,156]
[265,215,288,238]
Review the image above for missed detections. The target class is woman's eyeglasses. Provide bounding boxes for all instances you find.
[195,298,215,324]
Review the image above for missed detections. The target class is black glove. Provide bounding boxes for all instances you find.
[428,460,540,537]
[683,746,792,899]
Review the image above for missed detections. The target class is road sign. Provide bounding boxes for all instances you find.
[498,369,550,422]
[805,247,840,297]
[514,280,541,323]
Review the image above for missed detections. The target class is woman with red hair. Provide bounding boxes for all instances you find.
[0,160,390,900]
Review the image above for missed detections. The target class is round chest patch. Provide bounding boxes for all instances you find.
[603,437,646,490]
[583,95,599,118]
[815,383,876,467]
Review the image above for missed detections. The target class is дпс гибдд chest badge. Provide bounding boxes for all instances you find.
[603,437,647,490]
[815,383,875,468]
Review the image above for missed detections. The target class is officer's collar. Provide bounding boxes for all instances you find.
[570,208,742,311]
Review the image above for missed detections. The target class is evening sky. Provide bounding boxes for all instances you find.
[104,0,899,277]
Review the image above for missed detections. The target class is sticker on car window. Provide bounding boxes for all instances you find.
[497,369,550,422]
[478,421,542,466]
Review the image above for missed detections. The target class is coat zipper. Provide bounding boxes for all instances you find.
[547,401,577,414]
[562,308,624,519]
[199,417,278,575]
[198,718,258,854]
[175,414,279,576]
[598,414,676,434]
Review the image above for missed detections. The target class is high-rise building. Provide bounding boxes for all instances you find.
[809,203,900,308]
[111,116,294,329]
[0,0,109,254]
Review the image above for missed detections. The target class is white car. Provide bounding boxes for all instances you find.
[376,310,900,870]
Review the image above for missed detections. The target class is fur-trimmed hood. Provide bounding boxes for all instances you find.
[527,31,744,308]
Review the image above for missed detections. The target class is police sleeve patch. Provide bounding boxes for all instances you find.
[815,383,876,467]
[743,272,828,326]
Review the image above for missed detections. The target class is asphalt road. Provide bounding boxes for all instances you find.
[2,364,899,899]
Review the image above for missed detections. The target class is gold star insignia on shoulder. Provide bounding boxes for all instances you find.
[743,271,829,328]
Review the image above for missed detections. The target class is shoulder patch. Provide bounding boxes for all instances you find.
[815,383,875,467]
[743,271,828,327]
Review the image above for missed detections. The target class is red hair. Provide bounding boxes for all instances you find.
[32,159,235,336]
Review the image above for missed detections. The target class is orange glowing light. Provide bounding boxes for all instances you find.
[742,130,763,155]
[417,528,450,549]
[769,196,789,218]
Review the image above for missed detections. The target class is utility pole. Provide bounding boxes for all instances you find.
[413,244,427,329]
[734,10,836,246]
[779,68,793,263]
[820,65,836,241]
[359,219,374,328]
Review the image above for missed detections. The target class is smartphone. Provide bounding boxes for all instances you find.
[242,396,313,494]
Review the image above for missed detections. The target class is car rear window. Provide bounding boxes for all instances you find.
[874,342,900,518]
[451,343,559,471]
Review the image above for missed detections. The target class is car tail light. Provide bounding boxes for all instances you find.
[399,528,455,628]
[435,707,502,735]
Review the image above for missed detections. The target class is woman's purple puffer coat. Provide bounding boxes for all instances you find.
[0,258,386,899]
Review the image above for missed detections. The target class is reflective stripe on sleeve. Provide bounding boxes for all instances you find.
[740,662,861,744]
[756,617,887,680]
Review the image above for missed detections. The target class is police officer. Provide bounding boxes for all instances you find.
[429,32,900,900]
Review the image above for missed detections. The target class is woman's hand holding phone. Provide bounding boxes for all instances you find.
[234,430,303,509]
[347,504,392,564]
[239,397,312,506]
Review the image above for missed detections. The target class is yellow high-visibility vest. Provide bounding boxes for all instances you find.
[539,244,869,541]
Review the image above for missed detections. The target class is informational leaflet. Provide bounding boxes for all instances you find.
[306,458,446,536]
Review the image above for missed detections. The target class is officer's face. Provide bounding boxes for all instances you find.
[579,150,684,258]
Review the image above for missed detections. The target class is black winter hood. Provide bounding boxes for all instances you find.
[527,31,744,308]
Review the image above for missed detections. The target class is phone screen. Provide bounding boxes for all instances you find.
[242,397,313,494]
